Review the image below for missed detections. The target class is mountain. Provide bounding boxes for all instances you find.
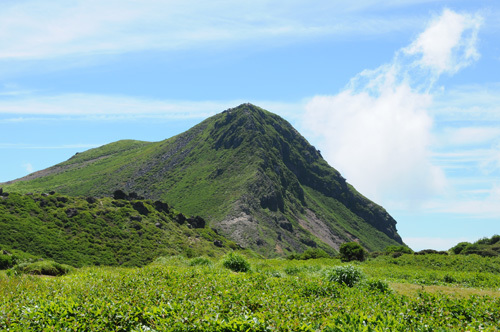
[4,103,404,255]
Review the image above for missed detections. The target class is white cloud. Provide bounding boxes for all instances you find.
[403,9,482,77]
[439,127,500,146]
[304,9,481,206]
[0,0,427,61]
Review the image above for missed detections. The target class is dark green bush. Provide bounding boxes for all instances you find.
[339,242,366,262]
[222,252,251,272]
[450,242,471,254]
[324,265,364,287]
[385,245,413,255]
[0,254,13,269]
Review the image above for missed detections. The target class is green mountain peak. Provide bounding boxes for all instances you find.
[4,104,404,255]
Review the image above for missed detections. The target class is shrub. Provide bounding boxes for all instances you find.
[339,242,366,262]
[385,245,413,255]
[300,248,331,260]
[0,254,13,269]
[222,252,251,272]
[365,278,391,293]
[324,265,364,287]
[450,242,471,254]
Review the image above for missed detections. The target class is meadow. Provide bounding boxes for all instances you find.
[1,253,499,331]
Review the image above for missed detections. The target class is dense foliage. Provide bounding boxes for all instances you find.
[0,192,231,267]
[1,255,499,331]
[339,242,366,262]
[450,235,500,257]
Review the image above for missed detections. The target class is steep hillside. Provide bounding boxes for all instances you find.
[4,104,404,255]
[0,190,232,267]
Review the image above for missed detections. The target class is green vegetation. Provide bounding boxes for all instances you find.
[287,248,331,260]
[8,260,74,276]
[450,235,500,257]
[0,192,230,268]
[1,254,499,331]
[3,104,404,255]
[323,265,364,287]
[222,252,251,272]
[339,242,366,262]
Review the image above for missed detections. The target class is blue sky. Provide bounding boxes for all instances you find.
[1,0,499,250]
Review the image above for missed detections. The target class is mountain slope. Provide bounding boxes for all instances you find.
[4,103,404,255]
[0,191,231,267]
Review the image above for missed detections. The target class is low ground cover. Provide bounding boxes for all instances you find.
[1,254,499,331]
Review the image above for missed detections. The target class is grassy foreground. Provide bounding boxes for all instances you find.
[1,254,499,331]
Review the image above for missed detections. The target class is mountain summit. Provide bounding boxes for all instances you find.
[5,104,404,255]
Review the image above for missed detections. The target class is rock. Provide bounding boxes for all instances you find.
[153,201,169,213]
[132,201,149,215]
[113,190,127,200]
[155,222,162,228]
[56,196,69,203]
[279,221,293,232]
[86,196,97,204]
[187,216,205,229]
[65,208,78,218]
[42,193,49,197]
[175,213,186,225]
[300,238,317,248]
[213,240,223,247]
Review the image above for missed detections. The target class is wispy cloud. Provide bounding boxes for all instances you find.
[304,9,482,205]
[0,0,430,61]
[0,143,99,150]
[0,93,306,122]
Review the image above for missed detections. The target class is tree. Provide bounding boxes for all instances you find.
[339,242,366,262]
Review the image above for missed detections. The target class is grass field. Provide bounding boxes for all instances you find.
[1,254,499,331]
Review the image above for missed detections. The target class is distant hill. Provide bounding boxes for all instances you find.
[0,191,231,267]
[4,103,404,255]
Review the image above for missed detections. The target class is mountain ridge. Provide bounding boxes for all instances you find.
[4,103,404,255]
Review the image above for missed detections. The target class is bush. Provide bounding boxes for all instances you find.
[450,242,471,254]
[324,265,365,287]
[385,245,413,255]
[339,242,366,262]
[0,254,13,269]
[365,278,391,293]
[222,252,251,272]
